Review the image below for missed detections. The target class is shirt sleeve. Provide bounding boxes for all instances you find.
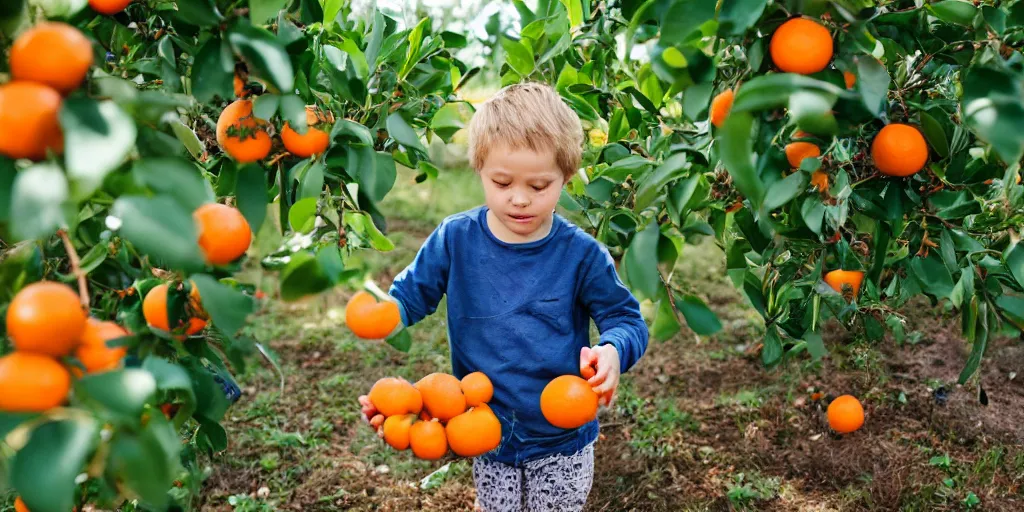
[387,221,451,327]
[578,243,650,374]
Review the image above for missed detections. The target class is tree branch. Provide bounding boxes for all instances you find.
[57,229,89,309]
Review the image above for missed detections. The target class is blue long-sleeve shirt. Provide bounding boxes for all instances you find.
[388,205,649,466]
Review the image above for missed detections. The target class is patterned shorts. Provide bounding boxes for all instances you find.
[472,443,595,512]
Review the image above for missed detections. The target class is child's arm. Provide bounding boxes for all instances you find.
[387,221,452,328]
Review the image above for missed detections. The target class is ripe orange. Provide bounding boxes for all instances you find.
[871,123,928,177]
[843,70,856,89]
[89,0,132,15]
[216,99,271,163]
[282,107,332,157]
[824,270,864,301]
[368,377,423,417]
[415,373,468,423]
[810,170,829,193]
[74,318,129,375]
[382,413,418,451]
[409,419,448,460]
[234,74,247,98]
[460,371,494,407]
[142,283,207,337]
[827,395,864,434]
[193,203,252,265]
[6,281,86,357]
[14,497,29,512]
[345,291,401,339]
[0,352,71,413]
[785,139,821,169]
[10,22,93,95]
[709,89,734,128]
[0,81,64,161]
[770,18,833,75]
[446,405,502,457]
[540,375,599,429]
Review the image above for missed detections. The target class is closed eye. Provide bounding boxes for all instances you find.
[493,180,510,188]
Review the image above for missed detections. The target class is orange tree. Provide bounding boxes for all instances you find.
[497,0,1024,382]
[0,1,470,510]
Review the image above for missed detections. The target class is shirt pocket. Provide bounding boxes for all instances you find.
[525,297,573,336]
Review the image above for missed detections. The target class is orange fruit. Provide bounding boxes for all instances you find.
[282,107,332,157]
[824,270,864,301]
[6,281,86,357]
[770,18,833,75]
[810,170,829,193]
[382,413,418,451]
[446,405,502,457]
[871,123,928,177]
[193,203,252,265]
[827,395,864,434]
[216,99,271,163]
[345,291,401,339]
[0,352,71,413]
[785,141,821,169]
[460,371,494,407]
[10,22,93,95]
[89,0,132,15]
[74,318,129,375]
[14,497,29,512]
[409,419,448,460]
[540,375,599,429]
[843,70,856,89]
[142,283,207,337]
[233,74,247,98]
[0,81,64,161]
[415,373,468,423]
[368,377,423,417]
[709,89,734,128]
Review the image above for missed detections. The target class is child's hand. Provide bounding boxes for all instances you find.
[580,345,620,407]
[357,394,385,437]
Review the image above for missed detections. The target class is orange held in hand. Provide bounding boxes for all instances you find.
[540,375,599,429]
[416,373,468,423]
[194,203,252,265]
[345,290,401,339]
[6,281,86,358]
[383,413,418,451]
[74,318,130,375]
[409,419,448,460]
[216,99,272,163]
[709,89,734,128]
[446,404,502,457]
[368,377,423,417]
[10,22,93,95]
[0,352,72,413]
[461,371,494,407]
[0,81,65,161]
[770,17,834,75]
[143,283,207,337]
[871,123,928,177]
[827,394,865,434]
[824,270,864,301]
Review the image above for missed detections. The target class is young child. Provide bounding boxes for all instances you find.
[357,82,649,511]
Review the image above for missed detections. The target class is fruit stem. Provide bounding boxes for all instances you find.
[58,229,90,309]
[363,279,391,302]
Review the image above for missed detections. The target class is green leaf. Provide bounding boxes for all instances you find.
[660,0,716,45]
[279,94,307,134]
[288,197,318,233]
[142,356,196,413]
[718,0,768,35]
[764,171,809,211]
[133,158,213,212]
[801,197,825,235]
[958,301,989,384]
[909,255,955,299]
[919,110,950,158]
[855,56,890,117]
[675,294,723,335]
[386,112,428,154]
[76,369,157,419]
[623,218,662,300]
[344,211,394,251]
[386,328,412,352]
[731,73,847,114]
[430,102,472,142]
[0,158,13,223]
[250,0,290,23]
[361,152,397,203]
[401,17,429,78]
[366,10,386,68]
[299,161,325,200]
[167,118,205,161]
[61,98,137,200]
[928,0,978,26]
[995,294,1024,331]
[228,22,294,94]
[719,112,766,208]
[803,331,827,361]
[279,251,332,301]
[192,274,256,336]
[252,93,279,121]
[109,421,179,507]
[111,195,205,271]
[10,163,69,241]
[961,67,1024,164]
[323,0,343,26]
[235,164,268,234]
[174,0,223,27]
[340,38,370,79]
[1005,241,1024,290]
[12,419,100,512]
[634,152,689,212]
[191,38,234,103]
[762,325,783,366]
[789,91,839,135]
[501,36,535,77]
[560,0,584,27]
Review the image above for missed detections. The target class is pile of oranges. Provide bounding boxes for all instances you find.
[0,281,129,413]
[368,372,501,459]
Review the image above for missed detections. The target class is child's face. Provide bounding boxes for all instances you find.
[479,143,566,240]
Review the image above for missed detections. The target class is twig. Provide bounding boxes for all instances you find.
[57,229,89,309]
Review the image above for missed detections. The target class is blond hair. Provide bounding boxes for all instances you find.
[467,82,583,180]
